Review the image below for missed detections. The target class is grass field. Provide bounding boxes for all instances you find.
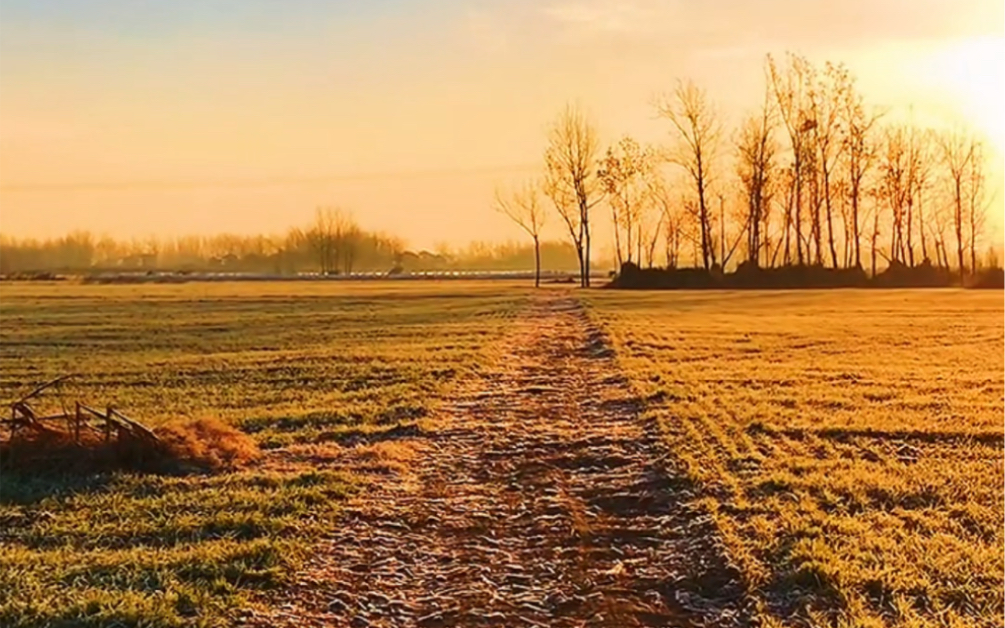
[0,281,528,627]
[585,289,1004,627]
[1,283,1001,627]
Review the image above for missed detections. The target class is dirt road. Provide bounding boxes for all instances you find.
[240,293,749,627]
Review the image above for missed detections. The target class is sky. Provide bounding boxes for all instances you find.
[0,0,1002,249]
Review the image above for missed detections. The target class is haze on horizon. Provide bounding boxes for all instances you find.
[1,0,1002,250]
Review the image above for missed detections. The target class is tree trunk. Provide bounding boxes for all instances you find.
[719,197,726,270]
[906,199,915,266]
[611,206,624,269]
[918,193,928,262]
[823,165,838,267]
[852,180,862,268]
[795,175,804,265]
[573,239,585,289]
[826,207,838,267]
[871,211,880,277]
[954,182,965,282]
[533,236,541,288]
[784,181,793,265]
[702,214,710,269]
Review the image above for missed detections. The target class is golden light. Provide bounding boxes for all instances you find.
[921,36,1005,154]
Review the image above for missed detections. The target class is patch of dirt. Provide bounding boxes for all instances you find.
[238,293,751,627]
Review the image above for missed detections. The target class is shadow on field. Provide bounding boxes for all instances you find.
[753,424,1005,447]
[0,473,116,507]
[318,422,426,446]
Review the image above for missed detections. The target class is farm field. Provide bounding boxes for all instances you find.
[584,289,1004,627]
[0,281,529,627]
[1,282,1002,628]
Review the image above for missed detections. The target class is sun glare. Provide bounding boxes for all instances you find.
[921,36,1005,153]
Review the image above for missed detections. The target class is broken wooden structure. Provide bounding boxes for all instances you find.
[1,375,164,472]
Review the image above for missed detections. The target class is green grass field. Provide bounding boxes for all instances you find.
[585,289,1004,627]
[0,281,528,627]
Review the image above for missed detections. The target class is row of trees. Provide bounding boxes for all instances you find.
[0,210,580,275]
[496,52,998,286]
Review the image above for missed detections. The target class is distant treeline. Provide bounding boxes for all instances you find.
[0,219,581,276]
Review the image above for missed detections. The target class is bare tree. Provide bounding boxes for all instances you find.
[308,206,338,274]
[925,182,954,269]
[937,130,975,281]
[768,53,815,266]
[736,86,779,266]
[340,218,362,275]
[598,136,654,267]
[646,171,686,268]
[307,206,363,275]
[544,104,604,287]
[879,126,911,266]
[656,79,721,270]
[966,139,990,274]
[907,127,937,264]
[808,61,851,267]
[840,79,881,269]
[495,181,547,287]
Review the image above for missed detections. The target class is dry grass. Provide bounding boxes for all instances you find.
[1,416,260,476]
[155,417,261,472]
[586,289,1003,628]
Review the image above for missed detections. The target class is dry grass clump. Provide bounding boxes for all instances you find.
[154,417,261,472]
[0,417,259,475]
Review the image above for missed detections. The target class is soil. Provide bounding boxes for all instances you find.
[238,293,751,627]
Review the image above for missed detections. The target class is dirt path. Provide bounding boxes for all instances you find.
[240,292,749,627]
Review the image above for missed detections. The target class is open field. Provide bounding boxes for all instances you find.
[1,283,1001,627]
[585,289,1004,627]
[0,281,528,627]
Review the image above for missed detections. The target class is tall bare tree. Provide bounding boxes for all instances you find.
[840,78,881,269]
[768,53,815,266]
[736,86,779,266]
[544,104,604,287]
[965,139,990,274]
[656,79,721,270]
[879,126,911,266]
[910,128,936,264]
[495,181,547,287]
[808,61,851,267]
[937,130,975,281]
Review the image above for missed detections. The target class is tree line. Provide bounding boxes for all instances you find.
[497,52,999,287]
[0,207,580,276]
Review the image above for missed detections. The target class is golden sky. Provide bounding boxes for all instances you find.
[0,0,1002,249]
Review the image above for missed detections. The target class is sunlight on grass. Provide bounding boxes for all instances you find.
[586,289,1004,628]
[0,280,529,627]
